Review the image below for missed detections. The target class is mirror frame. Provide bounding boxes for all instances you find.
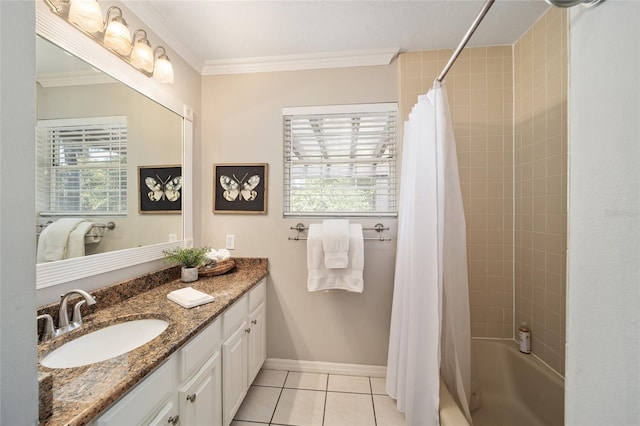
[36,3,193,289]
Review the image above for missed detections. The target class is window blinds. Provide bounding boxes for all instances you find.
[283,104,397,217]
[36,116,128,215]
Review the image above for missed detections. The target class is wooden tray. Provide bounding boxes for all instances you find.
[199,259,236,277]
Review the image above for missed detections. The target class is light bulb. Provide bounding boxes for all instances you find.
[154,56,175,84]
[68,0,103,34]
[130,31,154,73]
[104,17,131,56]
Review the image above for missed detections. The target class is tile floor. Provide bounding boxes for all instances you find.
[231,369,405,426]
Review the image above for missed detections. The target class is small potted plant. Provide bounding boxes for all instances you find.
[163,246,210,283]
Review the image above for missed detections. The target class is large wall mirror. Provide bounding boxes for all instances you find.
[36,3,192,290]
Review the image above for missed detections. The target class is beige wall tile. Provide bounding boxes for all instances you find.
[400,15,566,374]
[514,7,567,376]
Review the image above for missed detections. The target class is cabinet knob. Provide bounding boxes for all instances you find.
[251,319,257,325]
[186,393,197,403]
[168,415,179,425]
[245,328,251,334]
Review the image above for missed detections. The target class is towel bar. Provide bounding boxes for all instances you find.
[288,222,391,241]
[36,221,116,237]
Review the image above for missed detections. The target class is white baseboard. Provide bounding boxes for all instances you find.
[263,358,387,378]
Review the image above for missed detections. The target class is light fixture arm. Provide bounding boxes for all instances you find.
[104,6,126,30]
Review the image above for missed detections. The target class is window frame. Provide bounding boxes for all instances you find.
[283,103,398,218]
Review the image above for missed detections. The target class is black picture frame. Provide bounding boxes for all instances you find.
[138,165,182,214]
[213,163,268,214]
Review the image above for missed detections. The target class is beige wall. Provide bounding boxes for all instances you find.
[399,46,515,339]
[201,65,398,365]
[514,7,567,375]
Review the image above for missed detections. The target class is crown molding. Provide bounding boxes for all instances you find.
[121,0,204,74]
[202,48,400,76]
[37,70,116,87]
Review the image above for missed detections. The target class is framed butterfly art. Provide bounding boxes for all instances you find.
[213,163,268,214]
[138,165,182,213]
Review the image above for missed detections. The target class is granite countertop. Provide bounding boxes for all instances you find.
[37,258,268,426]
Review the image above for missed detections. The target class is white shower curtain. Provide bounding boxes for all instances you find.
[386,81,472,425]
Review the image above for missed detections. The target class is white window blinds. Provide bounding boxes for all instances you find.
[283,103,397,217]
[36,116,128,215]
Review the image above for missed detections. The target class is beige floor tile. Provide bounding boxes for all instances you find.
[271,388,325,426]
[234,385,281,423]
[284,371,328,391]
[324,392,376,426]
[370,377,388,395]
[327,374,371,394]
[252,368,287,387]
[373,395,406,426]
[230,422,265,426]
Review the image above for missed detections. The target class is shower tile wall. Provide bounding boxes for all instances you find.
[514,7,568,375]
[399,46,515,339]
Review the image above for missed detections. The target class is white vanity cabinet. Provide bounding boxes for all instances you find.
[90,279,266,426]
[92,318,222,426]
[222,279,267,426]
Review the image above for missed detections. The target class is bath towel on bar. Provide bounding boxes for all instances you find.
[67,221,96,258]
[307,223,364,293]
[322,219,350,268]
[36,218,86,262]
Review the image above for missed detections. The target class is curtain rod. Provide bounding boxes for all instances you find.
[437,0,496,82]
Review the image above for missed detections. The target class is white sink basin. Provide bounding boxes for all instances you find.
[41,319,169,369]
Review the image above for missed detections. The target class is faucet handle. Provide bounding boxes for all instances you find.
[37,314,55,342]
[72,297,96,325]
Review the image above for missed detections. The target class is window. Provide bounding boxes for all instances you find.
[283,103,397,217]
[36,116,127,216]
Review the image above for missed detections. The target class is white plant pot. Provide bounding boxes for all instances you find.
[181,267,198,283]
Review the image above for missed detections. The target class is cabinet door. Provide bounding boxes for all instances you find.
[179,351,222,426]
[222,322,248,426]
[247,301,266,386]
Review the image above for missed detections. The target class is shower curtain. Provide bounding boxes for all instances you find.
[386,81,472,425]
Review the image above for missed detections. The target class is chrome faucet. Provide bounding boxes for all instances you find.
[37,289,97,342]
[58,289,97,329]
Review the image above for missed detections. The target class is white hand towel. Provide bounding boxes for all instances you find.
[307,224,364,293]
[167,287,214,308]
[322,219,350,268]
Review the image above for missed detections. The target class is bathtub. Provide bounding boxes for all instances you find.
[440,338,565,426]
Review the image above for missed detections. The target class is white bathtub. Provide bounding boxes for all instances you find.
[440,339,564,426]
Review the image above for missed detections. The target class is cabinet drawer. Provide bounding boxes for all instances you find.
[179,318,221,381]
[95,357,176,426]
[222,296,248,338]
[248,279,266,312]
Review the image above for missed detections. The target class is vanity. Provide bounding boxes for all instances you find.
[37,258,268,426]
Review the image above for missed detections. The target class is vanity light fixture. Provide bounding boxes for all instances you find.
[43,0,175,84]
[130,29,154,73]
[153,47,175,84]
[68,0,103,34]
[103,7,131,56]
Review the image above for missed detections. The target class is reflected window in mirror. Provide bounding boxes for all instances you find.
[37,116,127,215]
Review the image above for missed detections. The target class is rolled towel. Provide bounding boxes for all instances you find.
[216,248,231,261]
[206,249,218,262]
